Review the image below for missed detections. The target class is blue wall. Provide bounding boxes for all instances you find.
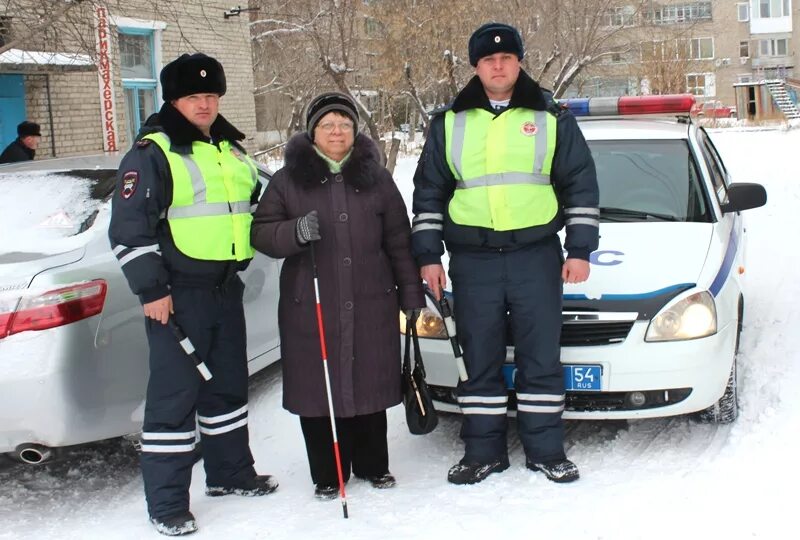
[0,74,27,150]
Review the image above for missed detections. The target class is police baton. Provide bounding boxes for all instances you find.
[438,297,468,382]
[167,318,213,381]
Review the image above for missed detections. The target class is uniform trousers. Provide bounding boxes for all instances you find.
[449,235,567,465]
[140,276,256,519]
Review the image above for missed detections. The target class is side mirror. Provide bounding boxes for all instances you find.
[720,183,767,213]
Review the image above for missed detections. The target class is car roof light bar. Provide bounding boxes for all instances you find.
[560,94,696,116]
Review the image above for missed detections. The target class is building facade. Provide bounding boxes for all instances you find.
[0,1,257,158]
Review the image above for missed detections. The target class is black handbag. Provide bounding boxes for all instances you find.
[402,315,439,435]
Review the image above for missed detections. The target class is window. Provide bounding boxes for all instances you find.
[737,2,750,21]
[0,16,11,48]
[364,17,383,37]
[119,29,157,147]
[739,41,750,58]
[687,73,715,96]
[648,2,713,24]
[689,37,714,60]
[759,38,790,56]
[602,7,635,27]
[758,0,790,17]
[737,73,753,83]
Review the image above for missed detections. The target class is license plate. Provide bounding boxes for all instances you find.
[502,364,602,391]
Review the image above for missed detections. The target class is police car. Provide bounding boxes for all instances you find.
[404,94,766,424]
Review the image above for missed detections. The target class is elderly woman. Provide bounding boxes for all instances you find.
[251,92,425,499]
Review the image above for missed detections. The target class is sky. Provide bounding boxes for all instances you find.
[0,126,798,540]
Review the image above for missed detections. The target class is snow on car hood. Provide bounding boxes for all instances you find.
[563,222,712,299]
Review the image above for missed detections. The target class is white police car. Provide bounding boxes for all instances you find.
[404,95,766,424]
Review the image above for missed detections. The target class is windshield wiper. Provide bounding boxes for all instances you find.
[599,207,678,222]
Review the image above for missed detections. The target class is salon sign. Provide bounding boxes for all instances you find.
[95,5,119,152]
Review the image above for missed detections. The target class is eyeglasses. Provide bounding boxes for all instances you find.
[316,122,354,133]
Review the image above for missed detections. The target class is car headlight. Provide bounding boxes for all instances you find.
[645,291,717,342]
[399,296,448,339]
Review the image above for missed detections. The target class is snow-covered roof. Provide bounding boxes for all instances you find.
[0,48,94,70]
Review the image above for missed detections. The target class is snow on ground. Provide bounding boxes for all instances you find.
[1,128,799,540]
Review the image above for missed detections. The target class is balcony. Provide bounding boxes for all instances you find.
[752,54,795,68]
[750,16,792,35]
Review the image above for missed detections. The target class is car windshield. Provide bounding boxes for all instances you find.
[0,169,116,254]
[588,140,710,223]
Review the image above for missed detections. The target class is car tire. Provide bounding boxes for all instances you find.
[694,299,742,424]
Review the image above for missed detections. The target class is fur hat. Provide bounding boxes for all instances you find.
[17,121,41,137]
[160,53,226,101]
[468,23,524,66]
[306,92,359,139]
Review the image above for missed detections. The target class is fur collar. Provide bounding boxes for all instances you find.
[451,69,551,113]
[283,132,384,189]
[149,102,246,152]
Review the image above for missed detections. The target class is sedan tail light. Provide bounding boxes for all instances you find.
[0,280,107,339]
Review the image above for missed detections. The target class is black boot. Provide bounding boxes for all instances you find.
[149,511,198,536]
[206,474,279,497]
[447,458,509,485]
[360,472,396,489]
[526,458,580,483]
[314,483,339,500]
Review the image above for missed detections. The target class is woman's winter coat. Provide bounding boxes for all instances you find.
[251,133,425,417]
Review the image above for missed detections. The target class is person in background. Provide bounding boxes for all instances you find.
[0,121,41,163]
[411,22,599,486]
[251,92,425,500]
[108,53,277,536]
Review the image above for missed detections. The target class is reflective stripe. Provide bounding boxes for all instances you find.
[112,244,126,256]
[517,404,565,414]
[451,111,467,178]
[141,443,196,453]
[565,207,600,216]
[179,154,207,203]
[141,431,196,441]
[566,217,600,227]
[457,395,508,404]
[167,201,252,219]
[456,172,552,189]
[533,110,548,175]
[460,407,508,415]
[516,393,565,402]
[198,404,247,425]
[118,244,161,266]
[198,417,248,436]
[178,337,195,355]
[413,213,444,223]
[411,223,443,233]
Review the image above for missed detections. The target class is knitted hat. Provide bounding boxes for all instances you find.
[306,92,359,138]
[160,53,226,101]
[468,23,524,66]
[17,121,41,137]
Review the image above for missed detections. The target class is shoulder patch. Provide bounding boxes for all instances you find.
[136,139,152,147]
[121,171,139,200]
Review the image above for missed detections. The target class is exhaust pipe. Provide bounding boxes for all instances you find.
[14,443,53,465]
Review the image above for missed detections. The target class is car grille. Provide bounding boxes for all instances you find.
[430,386,693,413]
[505,312,637,347]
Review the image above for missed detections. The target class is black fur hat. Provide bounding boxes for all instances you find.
[160,53,226,101]
[468,23,524,66]
[17,121,41,137]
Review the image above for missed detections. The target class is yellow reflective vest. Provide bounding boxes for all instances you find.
[144,132,257,261]
[444,107,558,231]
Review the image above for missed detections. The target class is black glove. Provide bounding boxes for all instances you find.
[404,308,422,324]
[296,210,321,244]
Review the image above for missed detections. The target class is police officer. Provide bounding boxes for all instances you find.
[411,23,599,485]
[109,53,277,536]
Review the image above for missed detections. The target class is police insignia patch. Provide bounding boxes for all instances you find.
[121,171,138,200]
[521,121,538,136]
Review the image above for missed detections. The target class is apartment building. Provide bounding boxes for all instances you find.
[575,1,797,108]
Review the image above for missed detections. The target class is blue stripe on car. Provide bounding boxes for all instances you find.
[709,224,739,297]
[563,283,696,301]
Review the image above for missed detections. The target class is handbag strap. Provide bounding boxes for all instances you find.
[407,314,427,378]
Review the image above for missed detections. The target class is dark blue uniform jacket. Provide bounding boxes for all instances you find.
[411,70,599,267]
[108,103,261,304]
